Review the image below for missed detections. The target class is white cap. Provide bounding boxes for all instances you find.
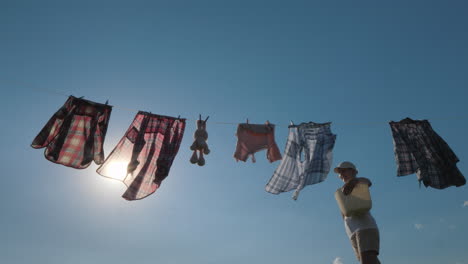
[334,161,357,173]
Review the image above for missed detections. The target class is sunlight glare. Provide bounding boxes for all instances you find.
[106,161,128,181]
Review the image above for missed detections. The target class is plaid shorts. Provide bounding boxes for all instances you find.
[97,111,186,200]
[31,96,112,169]
[389,118,465,189]
[265,122,336,200]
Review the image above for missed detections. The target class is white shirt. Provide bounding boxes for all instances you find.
[344,211,378,238]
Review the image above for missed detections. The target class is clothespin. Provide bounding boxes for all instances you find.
[246,118,249,124]
[292,189,300,200]
[199,114,202,121]
[204,116,210,122]
[177,115,181,120]
[105,99,109,105]
[290,120,294,125]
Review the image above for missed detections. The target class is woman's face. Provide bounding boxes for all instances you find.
[338,168,356,183]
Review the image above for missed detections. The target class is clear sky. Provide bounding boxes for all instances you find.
[1,0,467,263]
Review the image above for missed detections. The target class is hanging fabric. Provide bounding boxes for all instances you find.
[389,117,465,189]
[233,121,282,163]
[31,96,112,169]
[266,122,336,200]
[97,111,186,200]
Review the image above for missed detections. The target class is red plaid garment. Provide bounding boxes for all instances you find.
[97,111,186,200]
[31,96,112,169]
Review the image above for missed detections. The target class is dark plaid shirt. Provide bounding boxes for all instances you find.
[97,111,186,200]
[32,96,112,169]
[389,118,465,189]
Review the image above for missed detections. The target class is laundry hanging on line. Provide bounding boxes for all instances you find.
[97,111,186,200]
[233,121,282,163]
[31,96,112,169]
[266,121,337,200]
[30,96,466,202]
[389,117,466,189]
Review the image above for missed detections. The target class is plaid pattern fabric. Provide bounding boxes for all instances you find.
[31,96,112,169]
[266,122,336,199]
[389,118,465,189]
[97,111,186,200]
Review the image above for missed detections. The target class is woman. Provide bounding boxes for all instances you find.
[334,161,381,264]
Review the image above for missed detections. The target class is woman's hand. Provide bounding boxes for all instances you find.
[342,177,372,195]
[342,178,359,195]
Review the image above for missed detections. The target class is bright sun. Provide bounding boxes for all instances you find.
[105,161,128,181]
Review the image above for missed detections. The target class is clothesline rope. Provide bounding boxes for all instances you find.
[5,80,466,127]
[30,86,246,124]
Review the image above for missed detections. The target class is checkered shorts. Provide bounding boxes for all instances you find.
[265,122,336,199]
[389,118,465,189]
[97,112,186,200]
[31,96,112,169]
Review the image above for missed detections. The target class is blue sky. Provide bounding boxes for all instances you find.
[1,0,467,263]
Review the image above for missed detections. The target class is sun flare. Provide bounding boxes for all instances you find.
[105,161,128,181]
